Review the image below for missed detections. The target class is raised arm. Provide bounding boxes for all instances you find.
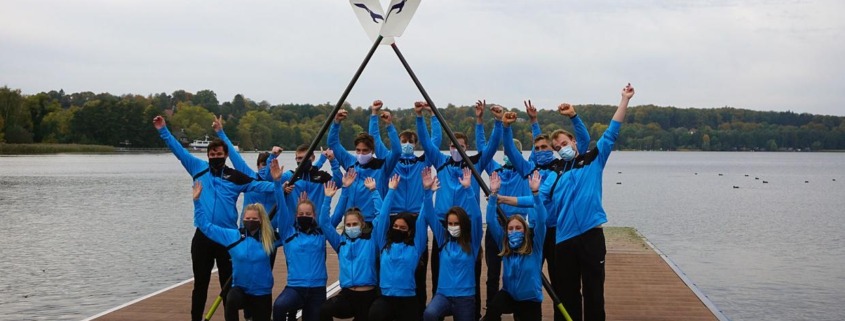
[559,103,591,155]
[415,103,446,168]
[215,115,254,176]
[597,84,635,166]
[429,111,443,148]
[486,193,504,253]
[474,100,487,150]
[614,83,635,123]
[271,160,294,238]
[502,112,534,176]
[153,116,205,176]
[369,100,389,158]
[421,167,444,247]
[374,175,399,250]
[456,167,483,256]
[383,111,402,172]
[477,108,503,171]
[328,109,356,169]
[321,182,342,252]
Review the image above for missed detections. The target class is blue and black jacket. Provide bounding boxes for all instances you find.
[216,130,277,217]
[425,185,482,297]
[375,188,429,297]
[321,190,380,289]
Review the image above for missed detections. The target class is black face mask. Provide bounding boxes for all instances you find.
[388,228,409,243]
[243,220,260,233]
[297,216,315,230]
[296,160,312,173]
[209,157,226,171]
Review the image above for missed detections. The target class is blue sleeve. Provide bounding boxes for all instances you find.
[414,190,430,258]
[328,123,356,169]
[486,195,503,253]
[459,186,483,257]
[313,153,327,169]
[475,123,487,151]
[503,126,533,176]
[372,190,384,217]
[256,153,277,181]
[319,195,342,252]
[158,127,206,177]
[477,121,502,171]
[572,115,591,155]
[596,120,621,167]
[383,124,402,174]
[245,180,275,193]
[417,116,446,168]
[218,129,255,177]
[369,115,390,158]
[531,194,547,249]
[528,122,542,162]
[330,159,343,187]
[330,188,351,227]
[373,189,396,250]
[422,189,444,248]
[274,179,295,240]
[194,199,241,246]
[430,116,443,149]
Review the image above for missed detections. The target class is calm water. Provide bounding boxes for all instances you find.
[1,151,843,320]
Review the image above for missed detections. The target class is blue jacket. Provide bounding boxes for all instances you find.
[548,120,621,243]
[273,179,328,287]
[194,199,274,296]
[280,159,343,224]
[328,122,399,221]
[375,189,429,297]
[487,194,547,302]
[370,115,437,214]
[217,130,277,218]
[425,185,482,297]
[477,122,542,222]
[320,193,379,289]
[417,116,501,219]
[158,127,274,229]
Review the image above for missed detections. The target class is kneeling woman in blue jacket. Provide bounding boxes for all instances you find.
[484,171,547,321]
[368,174,430,321]
[192,181,277,321]
[423,167,482,321]
[270,160,329,321]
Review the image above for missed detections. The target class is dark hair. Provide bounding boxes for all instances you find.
[385,212,417,250]
[534,134,550,144]
[296,144,310,153]
[257,152,270,167]
[354,133,375,151]
[446,206,472,254]
[399,130,418,144]
[454,132,468,145]
[207,139,228,155]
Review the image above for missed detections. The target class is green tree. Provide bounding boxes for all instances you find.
[41,106,79,143]
[170,102,215,140]
[192,89,219,114]
[236,110,276,150]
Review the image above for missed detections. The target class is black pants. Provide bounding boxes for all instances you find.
[544,227,559,321]
[554,228,606,321]
[369,296,419,321]
[320,288,379,321]
[191,228,233,321]
[415,247,429,318]
[483,290,541,321]
[484,228,502,309]
[225,287,272,321]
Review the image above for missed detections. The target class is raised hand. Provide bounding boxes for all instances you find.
[364,177,377,191]
[371,100,383,115]
[324,181,338,197]
[524,100,538,122]
[490,171,501,194]
[422,167,434,190]
[322,147,335,161]
[621,83,635,99]
[431,176,440,192]
[414,101,425,116]
[558,103,576,118]
[284,182,295,194]
[335,109,349,123]
[153,115,166,130]
[503,111,518,126]
[529,170,541,193]
[490,104,504,121]
[212,115,224,132]
[459,167,472,188]
[380,110,393,124]
[271,146,283,155]
[299,191,309,203]
[388,174,401,190]
[475,100,486,123]
[270,159,283,181]
[192,181,202,200]
[342,168,357,188]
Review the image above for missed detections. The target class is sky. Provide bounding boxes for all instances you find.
[1,0,844,116]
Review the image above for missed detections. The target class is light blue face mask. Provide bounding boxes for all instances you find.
[558,145,576,161]
[345,226,362,239]
[503,156,512,167]
[508,231,525,248]
[401,143,414,155]
[534,150,555,165]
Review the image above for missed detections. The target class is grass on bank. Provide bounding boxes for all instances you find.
[0,143,115,155]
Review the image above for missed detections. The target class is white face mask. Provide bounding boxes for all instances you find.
[447,225,461,238]
[558,145,576,161]
[401,143,414,155]
[450,149,462,162]
[356,152,373,164]
[345,226,362,239]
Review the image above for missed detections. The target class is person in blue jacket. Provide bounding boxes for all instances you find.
[278,145,343,227]
[192,181,277,321]
[484,170,547,321]
[368,174,430,321]
[328,107,401,223]
[422,167,482,321]
[269,159,329,321]
[319,178,381,321]
[549,84,635,321]
[153,115,275,321]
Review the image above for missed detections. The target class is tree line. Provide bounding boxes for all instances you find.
[1,86,844,152]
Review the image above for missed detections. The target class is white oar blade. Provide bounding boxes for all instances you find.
[380,0,421,37]
[349,0,395,45]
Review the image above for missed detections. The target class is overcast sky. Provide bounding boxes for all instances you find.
[1,0,843,116]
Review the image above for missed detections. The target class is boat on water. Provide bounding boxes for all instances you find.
[189,135,239,152]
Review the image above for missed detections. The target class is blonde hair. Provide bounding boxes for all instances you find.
[244,203,276,256]
[498,215,533,257]
[344,208,372,235]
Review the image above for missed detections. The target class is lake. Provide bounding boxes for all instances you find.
[0,151,843,320]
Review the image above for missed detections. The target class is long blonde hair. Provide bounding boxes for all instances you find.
[498,215,533,257]
[244,203,276,256]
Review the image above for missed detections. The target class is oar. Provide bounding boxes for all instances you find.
[389,42,574,321]
[203,275,233,321]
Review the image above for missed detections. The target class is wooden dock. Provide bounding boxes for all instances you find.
[85,227,726,321]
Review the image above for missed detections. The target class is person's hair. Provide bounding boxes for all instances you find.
[207,139,228,155]
[297,200,315,216]
[550,129,575,142]
[534,134,550,145]
[344,208,372,235]
[498,215,533,257]
[454,132,468,147]
[399,130,418,144]
[257,152,270,167]
[513,139,523,151]
[354,133,375,151]
[296,144,310,153]
[385,212,417,250]
[243,203,276,256]
[446,206,472,254]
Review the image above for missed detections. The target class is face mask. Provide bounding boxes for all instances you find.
[450,149,462,162]
[345,226,362,239]
[388,228,409,243]
[558,145,576,161]
[447,225,461,238]
[208,157,226,171]
[508,231,524,249]
[534,150,555,165]
[296,216,314,230]
[296,160,312,172]
[401,143,414,155]
[243,220,260,233]
[503,156,512,168]
[356,152,373,165]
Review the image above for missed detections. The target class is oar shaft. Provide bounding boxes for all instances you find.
[204,275,233,321]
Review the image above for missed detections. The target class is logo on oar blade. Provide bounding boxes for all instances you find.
[353,2,385,23]
[348,0,420,45]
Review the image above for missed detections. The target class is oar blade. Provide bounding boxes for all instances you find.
[381,0,421,38]
[349,0,395,45]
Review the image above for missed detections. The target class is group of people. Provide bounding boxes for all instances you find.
[153,83,635,321]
